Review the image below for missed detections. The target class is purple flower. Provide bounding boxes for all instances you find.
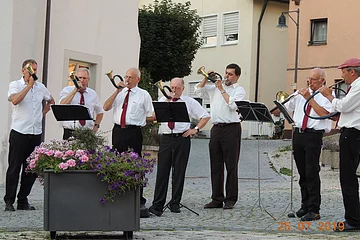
[100,198,105,204]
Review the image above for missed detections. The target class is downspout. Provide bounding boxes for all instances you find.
[255,0,269,102]
[41,0,51,142]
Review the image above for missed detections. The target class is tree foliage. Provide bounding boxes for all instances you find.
[138,0,202,83]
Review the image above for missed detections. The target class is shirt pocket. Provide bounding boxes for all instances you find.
[128,101,142,115]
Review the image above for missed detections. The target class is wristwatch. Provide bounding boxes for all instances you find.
[94,124,100,128]
[194,126,200,132]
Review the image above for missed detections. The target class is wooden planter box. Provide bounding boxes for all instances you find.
[44,170,140,239]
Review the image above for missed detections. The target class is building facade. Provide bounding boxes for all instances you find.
[0,0,140,183]
[139,0,290,137]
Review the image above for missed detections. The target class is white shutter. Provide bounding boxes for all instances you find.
[189,82,199,98]
[224,12,239,36]
[202,15,217,37]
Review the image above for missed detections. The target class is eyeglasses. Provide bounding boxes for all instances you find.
[306,76,321,81]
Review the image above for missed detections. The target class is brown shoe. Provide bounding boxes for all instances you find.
[204,201,223,209]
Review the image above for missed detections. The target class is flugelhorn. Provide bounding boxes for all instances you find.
[24,63,38,81]
[105,70,124,89]
[197,66,222,83]
[154,80,172,99]
[270,90,299,113]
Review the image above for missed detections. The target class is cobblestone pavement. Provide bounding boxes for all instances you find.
[0,139,358,239]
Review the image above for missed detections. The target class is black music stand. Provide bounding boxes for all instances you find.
[273,100,297,219]
[51,105,92,128]
[236,101,276,220]
[152,102,199,216]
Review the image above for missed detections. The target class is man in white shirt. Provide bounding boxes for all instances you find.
[149,78,210,216]
[276,68,332,221]
[4,59,54,211]
[59,68,104,140]
[103,67,154,218]
[194,63,246,210]
[320,58,360,231]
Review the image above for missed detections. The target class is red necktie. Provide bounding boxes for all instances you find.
[168,98,180,130]
[301,104,312,131]
[336,86,351,128]
[120,89,131,128]
[79,91,85,126]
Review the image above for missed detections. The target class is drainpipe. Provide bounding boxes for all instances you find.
[255,0,269,102]
[41,0,51,142]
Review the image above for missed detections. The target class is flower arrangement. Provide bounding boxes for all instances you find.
[26,129,156,204]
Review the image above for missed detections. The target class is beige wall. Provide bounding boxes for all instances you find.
[0,0,140,183]
[286,0,360,91]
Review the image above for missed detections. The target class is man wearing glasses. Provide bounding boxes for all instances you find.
[273,68,332,221]
[59,68,104,140]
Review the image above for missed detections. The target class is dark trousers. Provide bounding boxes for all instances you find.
[292,130,323,213]
[339,128,360,227]
[209,123,241,204]
[4,130,41,205]
[112,124,146,204]
[152,134,191,209]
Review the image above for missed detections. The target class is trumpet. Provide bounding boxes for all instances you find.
[105,70,124,89]
[154,80,172,99]
[270,90,300,113]
[197,66,223,83]
[24,63,38,81]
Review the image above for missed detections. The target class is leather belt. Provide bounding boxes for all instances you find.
[214,122,240,127]
[295,127,325,133]
[340,127,360,133]
[114,124,141,129]
[162,133,184,137]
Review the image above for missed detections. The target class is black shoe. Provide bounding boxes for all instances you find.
[149,205,163,217]
[17,203,35,210]
[170,204,181,213]
[204,201,223,209]
[288,208,307,218]
[334,221,360,232]
[5,203,15,211]
[223,203,235,210]
[301,212,320,221]
[140,204,150,218]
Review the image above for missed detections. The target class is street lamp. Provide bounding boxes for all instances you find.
[277,8,300,86]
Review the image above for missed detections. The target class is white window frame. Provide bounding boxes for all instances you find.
[201,14,218,48]
[188,81,210,112]
[221,11,239,46]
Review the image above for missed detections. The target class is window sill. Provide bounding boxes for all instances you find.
[307,41,327,46]
[201,44,217,49]
[221,41,238,46]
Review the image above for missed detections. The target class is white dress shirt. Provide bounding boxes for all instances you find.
[332,77,360,130]
[285,90,333,133]
[194,83,246,124]
[157,95,210,134]
[112,86,154,127]
[59,86,104,129]
[8,77,52,135]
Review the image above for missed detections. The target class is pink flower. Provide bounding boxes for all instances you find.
[29,159,36,169]
[59,162,69,170]
[54,151,63,158]
[64,150,74,157]
[66,159,76,167]
[75,150,85,157]
[46,150,55,156]
[80,155,89,163]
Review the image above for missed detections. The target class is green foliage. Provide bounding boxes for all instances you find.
[279,145,292,152]
[139,0,202,82]
[280,167,292,176]
[71,128,106,151]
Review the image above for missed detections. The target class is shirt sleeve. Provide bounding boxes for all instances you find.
[59,86,72,103]
[332,85,360,113]
[188,98,210,120]
[194,83,214,100]
[144,92,154,117]
[94,94,105,114]
[228,86,246,110]
[8,81,20,101]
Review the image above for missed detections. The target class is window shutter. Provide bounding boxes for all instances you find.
[224,12,239,35]
[203,16,217,37]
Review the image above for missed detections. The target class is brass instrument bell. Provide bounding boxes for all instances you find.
[24,63,38,81]
[197,66,222,83]
[105,70,124,89]
[154,80,172,99]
